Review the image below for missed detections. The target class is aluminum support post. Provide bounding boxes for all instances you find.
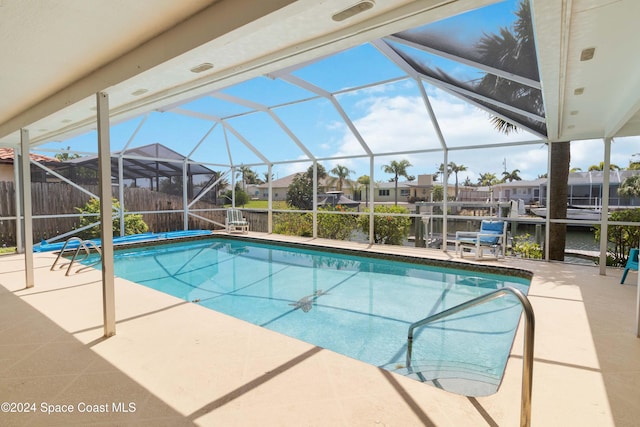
[599,138,612,275]
[20,130,34,288]
[13,146,23,253]
[268,163,273,233]
[97,92,116,337]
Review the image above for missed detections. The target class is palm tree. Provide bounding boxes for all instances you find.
[330,164,354,192]
[587,161,621,171]
[543,141,570,260]
[357,174,371,206]
[501,169,522,182]
[475,1,541,134]
[382,159,412,205]
[618,175,640,198]
[236,165,257,191]
[438,162,468,199]
[212,171,230,202]
[437,163,449,180]
[54,146,80,161]
[451,163,467,190]
[477,172,498,186]
[476,0,569,260]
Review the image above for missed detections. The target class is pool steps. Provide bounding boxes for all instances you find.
[388,360,501,396]
[48,231,212,276]
[50,237,103,276]
[405,286,535,427]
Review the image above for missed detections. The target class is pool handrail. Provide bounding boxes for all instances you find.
[66,240,102,276]
[50,236,103,276]
[50,237,84,271]
[406,286,535,427]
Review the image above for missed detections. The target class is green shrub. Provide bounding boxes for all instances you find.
[75,198,148,239]
[273,212,312,237]
[357,205,411,245]
[223,187,249,206]
[317,205,358,240]
[511,234,543,259]
[273,205,358,240]
[595,208,640,266]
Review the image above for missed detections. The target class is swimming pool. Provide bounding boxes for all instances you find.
[87,237,531,396]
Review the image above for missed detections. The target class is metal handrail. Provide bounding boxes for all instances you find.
[50,237,84,271]
[50,236,103,276]
[406,287,535,427]
[65,240,102,276]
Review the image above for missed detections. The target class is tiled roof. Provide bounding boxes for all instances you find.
[0,148,59,163]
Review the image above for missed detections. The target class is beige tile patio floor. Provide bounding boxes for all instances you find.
[1,233,639,426]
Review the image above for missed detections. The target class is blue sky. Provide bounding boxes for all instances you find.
[36,0,640,185]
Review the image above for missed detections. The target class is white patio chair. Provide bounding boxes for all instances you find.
[225,208,249,233]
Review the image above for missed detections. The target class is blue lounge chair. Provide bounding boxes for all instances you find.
[455,220,507,260]
[620,248,638,284]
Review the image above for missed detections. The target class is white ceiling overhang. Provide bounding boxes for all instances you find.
[2,0,640,149]
[0,0,497,147]
[534,0,640,141]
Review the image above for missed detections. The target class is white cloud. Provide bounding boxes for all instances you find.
[333,95,441,158]
[571,137,640,170]
[325,90,640,183]
[329,91,545,181]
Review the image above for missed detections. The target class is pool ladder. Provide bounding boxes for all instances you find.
[50,237,103,276]
[406,287,535,427]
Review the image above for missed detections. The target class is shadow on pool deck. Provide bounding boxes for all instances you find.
[1,234,640,426]
[0,281,194,426]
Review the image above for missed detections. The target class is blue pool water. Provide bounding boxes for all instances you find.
[86,237,530,396]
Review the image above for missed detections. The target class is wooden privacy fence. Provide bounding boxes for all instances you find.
[0,181,234,246]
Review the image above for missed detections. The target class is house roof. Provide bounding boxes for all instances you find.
[55,143,214,180]
[493,170,640,187]
[0,147,59,163]
[565,170,640,185]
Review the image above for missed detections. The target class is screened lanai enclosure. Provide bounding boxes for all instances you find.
[2,1,640,308]
[49,143,218,196]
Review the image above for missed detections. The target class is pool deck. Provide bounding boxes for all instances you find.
[1,232,639,426]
